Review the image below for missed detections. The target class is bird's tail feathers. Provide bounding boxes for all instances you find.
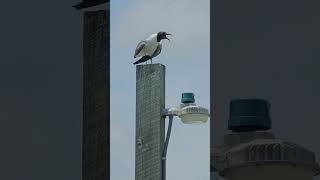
[133,56,151,65]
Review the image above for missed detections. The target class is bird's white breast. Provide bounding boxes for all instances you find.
[139,34,159,57]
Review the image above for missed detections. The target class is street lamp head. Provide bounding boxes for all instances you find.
[179,93,209,124]
[179,103,209,124]
[164,93,210,124]
[169,93,209,124]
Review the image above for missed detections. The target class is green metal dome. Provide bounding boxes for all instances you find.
[181,93,195,103]
[228,99,271,132]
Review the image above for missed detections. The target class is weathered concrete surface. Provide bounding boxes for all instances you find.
[135,64,165,180]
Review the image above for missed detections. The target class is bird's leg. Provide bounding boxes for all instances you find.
[151,58,153,64]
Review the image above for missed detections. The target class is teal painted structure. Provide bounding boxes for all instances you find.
[181,93,195,103]
[228,99,271,132]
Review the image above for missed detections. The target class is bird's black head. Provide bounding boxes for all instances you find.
[157,31,171,42]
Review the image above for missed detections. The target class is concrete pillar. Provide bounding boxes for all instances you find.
[135,64,166,180]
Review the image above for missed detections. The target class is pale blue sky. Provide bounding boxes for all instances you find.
[110,0,210,179]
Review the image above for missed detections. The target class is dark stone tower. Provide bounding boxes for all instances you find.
[74,1,109,180]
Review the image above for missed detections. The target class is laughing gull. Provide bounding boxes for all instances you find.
[133,31,171,65]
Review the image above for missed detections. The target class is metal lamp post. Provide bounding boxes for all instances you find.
[161,92,209,180]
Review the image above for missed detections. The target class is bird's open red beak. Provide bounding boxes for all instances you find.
[165,33,171,41]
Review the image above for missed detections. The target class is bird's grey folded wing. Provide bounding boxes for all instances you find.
[151,44,162,58]
[134,41,146,58]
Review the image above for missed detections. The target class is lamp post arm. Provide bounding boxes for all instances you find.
[161,115,174,180]
[162,107,180,116]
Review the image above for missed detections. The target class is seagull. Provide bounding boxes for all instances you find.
[133,31,171,65]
